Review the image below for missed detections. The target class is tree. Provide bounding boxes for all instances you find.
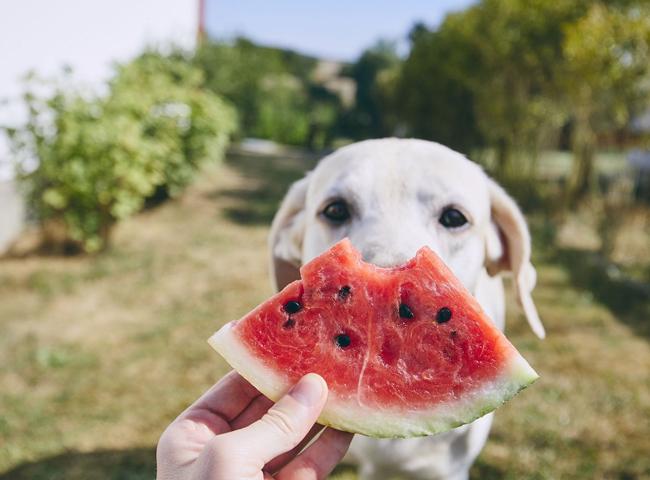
[305,85,340,150]
[396,24,482,152]
[342,40,400,139]
[561,3,650,202]
[397,0,587,171]
[195,38,287,135]
[451,0,584,172]
[253,73,310,145]
[195,38,339,148]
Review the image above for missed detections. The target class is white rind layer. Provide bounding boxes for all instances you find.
[208,322,539,438]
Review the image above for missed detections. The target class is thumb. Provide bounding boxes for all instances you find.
[215,373,328,467]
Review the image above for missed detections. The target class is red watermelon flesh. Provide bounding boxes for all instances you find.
[209,239,538,438]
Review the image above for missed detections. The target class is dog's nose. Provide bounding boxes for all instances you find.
[361,246,417,268]
[351,224,442,268]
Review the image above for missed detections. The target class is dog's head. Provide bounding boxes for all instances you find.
[269,138,545,338]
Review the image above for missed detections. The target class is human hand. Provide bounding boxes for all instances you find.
[156,371,353,480]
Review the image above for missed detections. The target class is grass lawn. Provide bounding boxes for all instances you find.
[475,149,629,180]
[1,152,649,479]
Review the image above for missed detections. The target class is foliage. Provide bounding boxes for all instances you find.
[459,0,578,152]
[396,24,482,152]
[395,0,650,189]
[305,85,340,150]
[561,3,650,200]
[563,3,650,131]
[399,0,580,165]
[340,40,401,139]
[195,38,288,135]
[5,51,236,252]
[253,74,310,145]
[195,38,339,147]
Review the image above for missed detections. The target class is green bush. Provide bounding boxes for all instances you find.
[195,38,340,148]
[253,74,310,145]
[6,51,237,252]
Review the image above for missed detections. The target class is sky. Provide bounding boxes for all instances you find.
[205,0,476,61]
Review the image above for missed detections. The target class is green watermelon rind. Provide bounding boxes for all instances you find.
[208,322,539,439]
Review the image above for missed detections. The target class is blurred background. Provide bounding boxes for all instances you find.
[1,0,649,478]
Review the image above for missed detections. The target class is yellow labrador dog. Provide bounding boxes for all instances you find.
[268,138,544,480]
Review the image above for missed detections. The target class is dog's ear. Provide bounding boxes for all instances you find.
[485,178,545,339]
[268,174,311,292]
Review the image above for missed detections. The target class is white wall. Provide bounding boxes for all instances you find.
[0,180,25,254]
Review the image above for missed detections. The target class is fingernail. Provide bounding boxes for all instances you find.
[289,373,325,407]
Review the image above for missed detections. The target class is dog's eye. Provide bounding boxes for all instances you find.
[439,207,468,229]
[322,200,350,223]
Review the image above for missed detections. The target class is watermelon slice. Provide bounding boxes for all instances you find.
[209,239,538,438]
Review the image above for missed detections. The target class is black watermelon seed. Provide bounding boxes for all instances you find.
[283,318,295,329]
[283,301,302,314]
[338,285,351,300]
[437,307,452,323]
[399,303,414,319]
[335,333,351,348]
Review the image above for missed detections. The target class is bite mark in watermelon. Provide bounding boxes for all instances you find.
[209,239,538,438]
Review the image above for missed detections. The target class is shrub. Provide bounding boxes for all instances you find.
[253,74,310,145]
[6,51,237,252]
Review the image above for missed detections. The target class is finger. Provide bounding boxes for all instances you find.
[231,395,324,468]
[158,371,260,463]
[276,428,353,480]
[211,373,328,466]
[231,394,274,430]
[183,370,262,424]
[265,424,324,474]
[231,393,324,472]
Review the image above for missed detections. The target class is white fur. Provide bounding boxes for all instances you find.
[268,138,544,479]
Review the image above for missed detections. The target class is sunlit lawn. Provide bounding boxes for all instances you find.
[1,153,648,479]
[476,149,628,179]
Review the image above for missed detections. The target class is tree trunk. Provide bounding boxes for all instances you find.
[495,138,511,177]
[566,114,596,205]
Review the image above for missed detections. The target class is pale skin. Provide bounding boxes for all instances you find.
[156,371,353,480]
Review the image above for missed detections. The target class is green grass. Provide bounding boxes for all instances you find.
[475,148,628,180]
[1,153,649,479]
